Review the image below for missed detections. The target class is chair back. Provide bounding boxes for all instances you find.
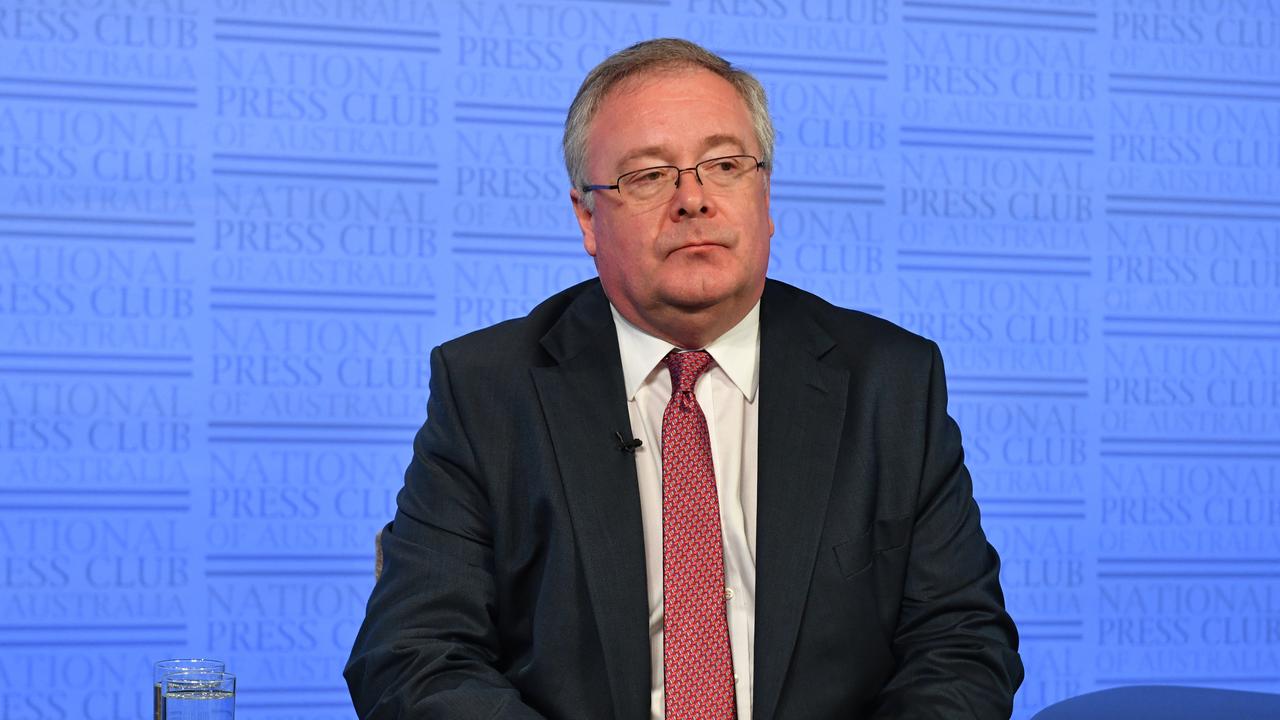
[1032,685,1280,720]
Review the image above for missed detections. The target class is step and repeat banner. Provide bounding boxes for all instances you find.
[1,0,1277,718]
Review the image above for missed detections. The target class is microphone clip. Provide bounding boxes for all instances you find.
[615,431,643,454]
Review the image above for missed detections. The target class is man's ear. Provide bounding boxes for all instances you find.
[571,188,597,257]
[764,175,775,238]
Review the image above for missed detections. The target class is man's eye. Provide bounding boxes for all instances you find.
[631,171,664,184]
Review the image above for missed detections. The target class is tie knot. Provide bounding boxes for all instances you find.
[664,350,713,394]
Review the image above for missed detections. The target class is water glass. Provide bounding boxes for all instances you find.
[153,660,225,720]
[163,671,235,720]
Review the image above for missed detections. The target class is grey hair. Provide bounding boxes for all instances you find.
[563,38,775,209]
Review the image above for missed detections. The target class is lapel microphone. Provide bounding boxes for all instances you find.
[614,431,643,453]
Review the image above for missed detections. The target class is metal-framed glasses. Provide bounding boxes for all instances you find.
[582,154,767,204]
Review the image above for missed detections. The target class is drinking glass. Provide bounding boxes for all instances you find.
[162,671,235,720]
[153,659,225,720]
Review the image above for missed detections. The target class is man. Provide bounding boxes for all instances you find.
[346,38,1023,719]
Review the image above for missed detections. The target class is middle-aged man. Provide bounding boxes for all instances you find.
[347,38,1023,719]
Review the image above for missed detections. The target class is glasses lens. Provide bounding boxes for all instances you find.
[614,156,758,204]
[699,156,755,186]
[619,166,677,201]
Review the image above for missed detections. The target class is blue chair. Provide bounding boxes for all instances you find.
[1032,686,1280,720]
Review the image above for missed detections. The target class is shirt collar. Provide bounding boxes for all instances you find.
[610,301,761,402]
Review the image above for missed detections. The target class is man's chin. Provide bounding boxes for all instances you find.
[660,283,743,315]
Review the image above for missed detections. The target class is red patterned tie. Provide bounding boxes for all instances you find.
[662,350,736,719]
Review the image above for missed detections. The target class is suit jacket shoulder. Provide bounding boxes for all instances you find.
[762,278,940,376]
[441,277,933,371]
[437,278,606,369]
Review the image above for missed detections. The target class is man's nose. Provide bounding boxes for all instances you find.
[670,167,712,218]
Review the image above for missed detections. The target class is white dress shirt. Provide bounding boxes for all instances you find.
[610,303,760,720]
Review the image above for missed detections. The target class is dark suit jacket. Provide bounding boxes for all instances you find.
[345,278,1023,719]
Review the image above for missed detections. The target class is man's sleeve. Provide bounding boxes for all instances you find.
[344,345,546,719]
[871,341,1025,719]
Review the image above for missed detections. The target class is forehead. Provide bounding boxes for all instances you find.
[587,67,756,169]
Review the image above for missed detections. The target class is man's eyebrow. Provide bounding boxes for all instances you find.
[613,134,750,172]
[699,134,748,155]
[615,145,667,171]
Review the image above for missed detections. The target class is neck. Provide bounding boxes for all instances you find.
[616,297,756,349]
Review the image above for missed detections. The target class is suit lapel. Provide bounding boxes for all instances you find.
[531,284,650,720]
[754,283,850,720]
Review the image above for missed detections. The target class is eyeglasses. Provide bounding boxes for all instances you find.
[582,154,767,204]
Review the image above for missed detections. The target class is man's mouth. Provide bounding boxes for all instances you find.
[668,236,731,255]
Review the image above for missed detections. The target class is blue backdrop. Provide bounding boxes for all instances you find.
[1,1,1278,718]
